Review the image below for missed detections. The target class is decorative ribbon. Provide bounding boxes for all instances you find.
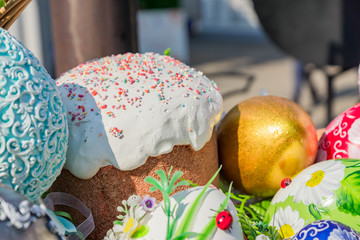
[44,192,95,240]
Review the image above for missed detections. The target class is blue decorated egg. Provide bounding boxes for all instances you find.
[292,220,360,240]
[0,28,68,201]
[264,159,360,239]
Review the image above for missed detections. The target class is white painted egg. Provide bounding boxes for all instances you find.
[141,186,244,240]
[105,186,244,240]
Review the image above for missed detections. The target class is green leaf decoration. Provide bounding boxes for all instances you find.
[155,169,169,189]
[164,48,171,56]
[266,225,281,240]
[239,213,260,240]
[336,170,360,216]
[146,166,192,240]
[175,166,222,239]
[0,0,5,8]
[144,176,162,192]
[247,199,271,222]
[240,213,281,240]
[309,203,322,220]
[149,186,158,192]
[231,193,253,212]
[171,232,199,239]
[260,199,271,209]
[55,211,74,223]
[175,180,190,189]
[169,171,184,192]
[113,220,123,226]
[182,178,199,187]
[41,190,51,199]
[131,225,150,238]
[254,221,268,233]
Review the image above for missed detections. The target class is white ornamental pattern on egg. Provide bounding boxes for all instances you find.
[0,30,68,201]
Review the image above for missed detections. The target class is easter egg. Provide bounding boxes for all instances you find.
[0,183,65,239]
[317,103,360,162]
[217,95,318,197]
[0,28,68,201]
[292,220,360,240]
[265,159,360,239]
[105,186,244,240]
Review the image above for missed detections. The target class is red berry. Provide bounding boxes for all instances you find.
[281,178,292,188]
[216,210,233,230]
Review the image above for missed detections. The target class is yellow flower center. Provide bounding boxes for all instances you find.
[305,170,325,187]
[279,224,295,239]
[123,218,135,233]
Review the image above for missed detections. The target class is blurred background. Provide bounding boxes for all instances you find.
[9,0,360,128]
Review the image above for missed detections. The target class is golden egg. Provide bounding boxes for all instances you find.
[217,96,318,197]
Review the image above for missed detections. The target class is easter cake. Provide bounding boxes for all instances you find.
[51,52,223,238]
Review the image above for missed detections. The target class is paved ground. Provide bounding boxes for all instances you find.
[189,32,359,128]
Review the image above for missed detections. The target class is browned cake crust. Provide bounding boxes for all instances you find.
[51,131,219,239]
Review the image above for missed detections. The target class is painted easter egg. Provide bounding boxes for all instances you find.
[292,220,360,240]
[0,183,65,239]
[317,103,360,162]
[0,28,68,201]
[104,186,244,240]
[217,95,318,197]
[264,159,360,239]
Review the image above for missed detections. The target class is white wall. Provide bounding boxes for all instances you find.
[198,0,260,34]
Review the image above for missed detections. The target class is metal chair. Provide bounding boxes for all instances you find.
[252,0,360,123]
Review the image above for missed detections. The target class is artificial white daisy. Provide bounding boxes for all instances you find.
[106,205,146,240]
[104,228,118,240]
[271,160,345,205]
[269,206,305,239]
[126,195,142,208]
[255,234,270,240]
[115,215,141,240]
[104,195,148,240]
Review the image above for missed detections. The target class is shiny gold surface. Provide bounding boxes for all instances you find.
[217,96,318,197]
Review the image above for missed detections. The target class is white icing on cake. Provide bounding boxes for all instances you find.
[56,52,223,179]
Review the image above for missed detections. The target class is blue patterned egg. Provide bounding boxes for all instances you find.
[0,28,68,201]
[292,220,360,240]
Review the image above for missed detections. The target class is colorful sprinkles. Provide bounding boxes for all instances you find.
[57,53,221,140]
[109,127,124,139]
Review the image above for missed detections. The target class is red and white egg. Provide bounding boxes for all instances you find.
[316,103,360,162]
